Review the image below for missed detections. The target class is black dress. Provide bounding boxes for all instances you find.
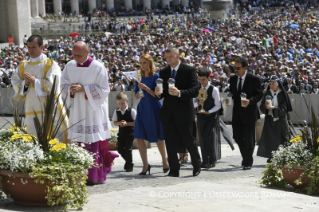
[257,90,290,158]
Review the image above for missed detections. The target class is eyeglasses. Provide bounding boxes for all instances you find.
[234,67,241,70]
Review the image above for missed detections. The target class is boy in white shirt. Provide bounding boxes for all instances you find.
[112,93,136,172]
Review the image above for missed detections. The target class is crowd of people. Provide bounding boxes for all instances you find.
[2,1,319,95]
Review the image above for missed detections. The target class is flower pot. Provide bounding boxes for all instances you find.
[0,170,81,207]
[0,170,60,206]
[108,140,118,151]
[108,143,118,150]
[282,166,309,189]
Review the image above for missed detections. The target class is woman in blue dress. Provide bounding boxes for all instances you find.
[134,54,169,175]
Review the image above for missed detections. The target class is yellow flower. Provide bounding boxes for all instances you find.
[9,125,20,132]
[50,142,67,151]
[10,133,23,140]
[110,129,116,133]
[290,135,302,143]
[48,138,59,145]
[22,134,34,143]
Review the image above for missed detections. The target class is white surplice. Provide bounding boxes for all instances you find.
[11,54,68,141]
[61,59,111,143]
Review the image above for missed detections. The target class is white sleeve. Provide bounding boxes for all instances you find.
[208,87,221,114]
[193,97,198,108]
[60,65,73,108]
[131,108,137,120]
[18,80,27,95]
[112,110,118,122]
[83,65,110,111]
[34,79,48,96]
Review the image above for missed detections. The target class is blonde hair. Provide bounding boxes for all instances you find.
[139,54,155,77]
[116,92,128,101]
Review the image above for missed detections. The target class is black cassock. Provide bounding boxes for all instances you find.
[197,115,235,164]
[197,113,221,164]
[257,90,290,158]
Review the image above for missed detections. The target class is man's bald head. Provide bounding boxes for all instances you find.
[72,41,89,64]
[73,41,88,52]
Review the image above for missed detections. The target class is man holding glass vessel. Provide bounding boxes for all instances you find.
[226,57,263,170]
[155,46,201,177]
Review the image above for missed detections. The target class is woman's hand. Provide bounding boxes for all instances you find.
[135,92,144,99]
[138,83,149,90]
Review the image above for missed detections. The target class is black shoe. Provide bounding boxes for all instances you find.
[124,163,134,171]
[201,163,209,169]
[163,167,170,173]
[86,181,105,186]
[243,166,252,170]
[86,181,94,186]
[193,167,201,176]
[139,164,151,175]
[126,168,133,172]
[209,163,215,168]
[167,171,179,177]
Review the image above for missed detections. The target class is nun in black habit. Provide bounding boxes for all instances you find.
[257,75,292,162]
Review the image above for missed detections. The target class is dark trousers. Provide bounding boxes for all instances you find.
[177,120,197,153]
[163,116,201,173]
[197,115,218,164]
[117,135,134,169]
[232,123,256,167]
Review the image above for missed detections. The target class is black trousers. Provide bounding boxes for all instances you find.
[197,115,218,164]
[232,123,256,167]
[177,120,197,154]
[117,135,134,169]
[163,116,201,173]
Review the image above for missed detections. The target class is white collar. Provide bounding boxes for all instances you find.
[117,106,128,112]
[202,82,211,90]
[171,61,181,71]
[29,53,47,63]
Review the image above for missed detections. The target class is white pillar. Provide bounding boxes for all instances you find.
[124,0,133,9]
[181,0,189,7]
[70,0,79,15]
[38,0,45,17]
[89,0,97,12]
[162,0,170,8]
[31,0,40,18]
[53,0,62,14]
[143,0,151,10]
[106,0,114,10]
[6,0,32,47]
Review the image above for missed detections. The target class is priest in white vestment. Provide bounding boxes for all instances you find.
[12,35,68,142]
[61,41,118,184]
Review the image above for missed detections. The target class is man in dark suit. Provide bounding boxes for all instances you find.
[155,46,201,177]
[226,57,263,170]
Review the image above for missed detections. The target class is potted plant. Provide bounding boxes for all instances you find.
[108,129,118,150]
[260,96,319,195]
[0,77,95,210]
